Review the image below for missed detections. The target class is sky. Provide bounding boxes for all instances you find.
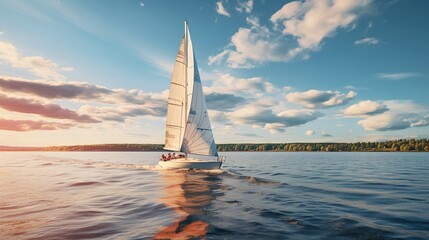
[0,0,428,147]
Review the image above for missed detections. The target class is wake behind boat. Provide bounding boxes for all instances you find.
[159,21,225,170]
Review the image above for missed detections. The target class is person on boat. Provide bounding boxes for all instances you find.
[178,153,185,158]
[161,154,167,161]
[172,153,177,159]
[167,153,171,160]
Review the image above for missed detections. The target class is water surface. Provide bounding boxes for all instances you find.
[0,152,428,239]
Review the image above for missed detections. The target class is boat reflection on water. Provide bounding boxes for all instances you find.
[154,170,222,239]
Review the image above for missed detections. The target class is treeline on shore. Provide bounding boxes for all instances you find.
[42,144,164,151]
[217,139,429,152]
[1,139,428,152]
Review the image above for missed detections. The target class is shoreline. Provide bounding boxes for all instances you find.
[1,139,428,152]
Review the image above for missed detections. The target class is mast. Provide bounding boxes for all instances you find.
[184,20,188,160]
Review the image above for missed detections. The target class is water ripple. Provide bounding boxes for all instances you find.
[0,152,428,239]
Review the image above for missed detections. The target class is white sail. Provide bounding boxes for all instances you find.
[164,21,218,156]
[164,36,186,151]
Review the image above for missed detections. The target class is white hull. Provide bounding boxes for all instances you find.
[159,158,222,170]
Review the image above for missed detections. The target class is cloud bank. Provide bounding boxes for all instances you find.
[344,100,429,131]
[286,89,356,108]
[0,93,98,123]
[0,118,73,131]
[0,76,168,131]
[229,106,323,133]
[342,100,388,116]
[0,40,72,80]
[210,0,372,68]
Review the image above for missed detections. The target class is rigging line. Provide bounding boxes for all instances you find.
[184,67,213,149]
[189,142,211,151]
[191,144,214,153]
[187,117,206,144]
[190,148,208,154]
[191,83,206,137]
[188,128,210,146]
[185,99,201,142]
[189,110,197,137]
[185,120,203,145]
[198,84,210,129]
[188,132,204,146]
[186,126,201,147]
[190,136,213,149]
[188,114,211,145]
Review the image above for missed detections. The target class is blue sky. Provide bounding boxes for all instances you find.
[0,0,428,146]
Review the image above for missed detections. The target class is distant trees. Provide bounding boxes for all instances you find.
[2,139,428,152]
[40,144,164,151]
[216,139,429,152]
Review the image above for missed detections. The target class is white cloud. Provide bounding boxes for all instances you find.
[265,123,286,134]
[377,72,420,80]
[216,1,231,17]
[271,0,371,49]
[321,131,332,137]
[228,106,323,133]
[383,100,427,114]
[305,130,315,135]
[79,104,166,122]
[0,76,168,106]
[208,49,229,66]
[236,0,253,13]
[342,100,388,116]
[354,37,380,45]
[204,73,276,95]
[205,92,247,111]
[286,89,356,109]
[209,16,300,68]
[0,40,72,80]
[411,119,428,127]
[201,72,326,135]
[0,76,168,124]
[356,100,429,131]
[209,110,231,124]
[211,0,371,68]
[358,113,414,131]
[283,86,293,92]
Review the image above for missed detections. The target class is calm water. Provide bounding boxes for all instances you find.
[0,152,428,239]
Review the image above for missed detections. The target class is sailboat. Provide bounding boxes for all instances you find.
[159,21,225,170]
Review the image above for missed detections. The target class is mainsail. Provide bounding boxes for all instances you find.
[164,21,218,157]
